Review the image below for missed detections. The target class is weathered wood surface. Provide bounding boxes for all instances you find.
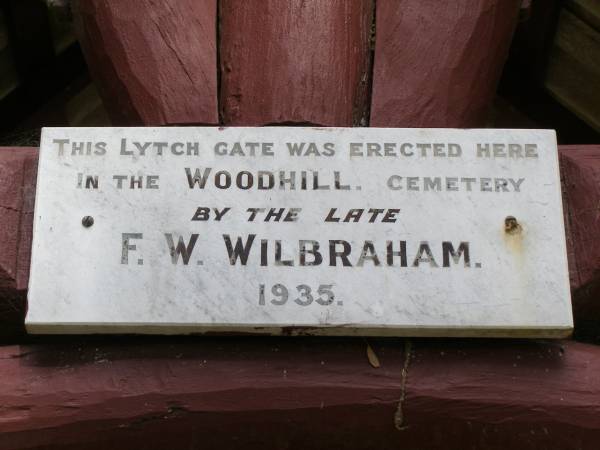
[70,0,527,128]
[370,0,521,127]
[214,0,372,126]
[560,145,600,340]
[72,0,218,126]
[0,338,599,450]
[0,147,36,339]
[566,0,600,31]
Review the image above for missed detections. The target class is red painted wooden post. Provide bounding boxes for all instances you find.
[72,0,218,126]
[219,0,373,126]
[370,0,521,127]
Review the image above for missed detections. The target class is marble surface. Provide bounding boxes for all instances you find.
[26,127,573,337]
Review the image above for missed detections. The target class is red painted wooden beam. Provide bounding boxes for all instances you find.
[219,0,373,126]
[370,0,521,127]
[72,0,218,126]
[0,147,37,339]
[0,338,599,449]
[560,146,600,340]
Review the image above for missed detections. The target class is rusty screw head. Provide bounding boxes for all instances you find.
[82,216,94,228]
[504,216,519,233]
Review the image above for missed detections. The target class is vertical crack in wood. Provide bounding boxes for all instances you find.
[13,154,26,292]
[364,0,377,127]
[216,0,223,125]
[394,338,412,430]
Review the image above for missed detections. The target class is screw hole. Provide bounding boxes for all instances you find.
[82,216,94,228]
[504,216,520,234]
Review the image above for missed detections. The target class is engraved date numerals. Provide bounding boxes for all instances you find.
[258,284,340,306]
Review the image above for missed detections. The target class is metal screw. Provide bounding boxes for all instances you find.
[504,216,519,233]
[82,216,94,228]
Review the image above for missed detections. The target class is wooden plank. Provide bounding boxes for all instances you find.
[219,0,373,126]
[493,0,600,144]
[0,1,86,132]
[370,0,521,127]
[65,83,110,127]
[499,0,562,84]
[566,0,600,31]
[0,9,19,100]
[1,0,55,80]
[0,338,599,449]
[7,77,110,134]
[47,0,76,54]
[544,8,600,133]
[72,0,218,126]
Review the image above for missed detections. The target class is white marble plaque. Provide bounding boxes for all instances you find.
[26,127,573,337]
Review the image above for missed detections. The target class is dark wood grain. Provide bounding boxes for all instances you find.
[0,338,599,449]
[370,0,521,127]
[219,0,373,126]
